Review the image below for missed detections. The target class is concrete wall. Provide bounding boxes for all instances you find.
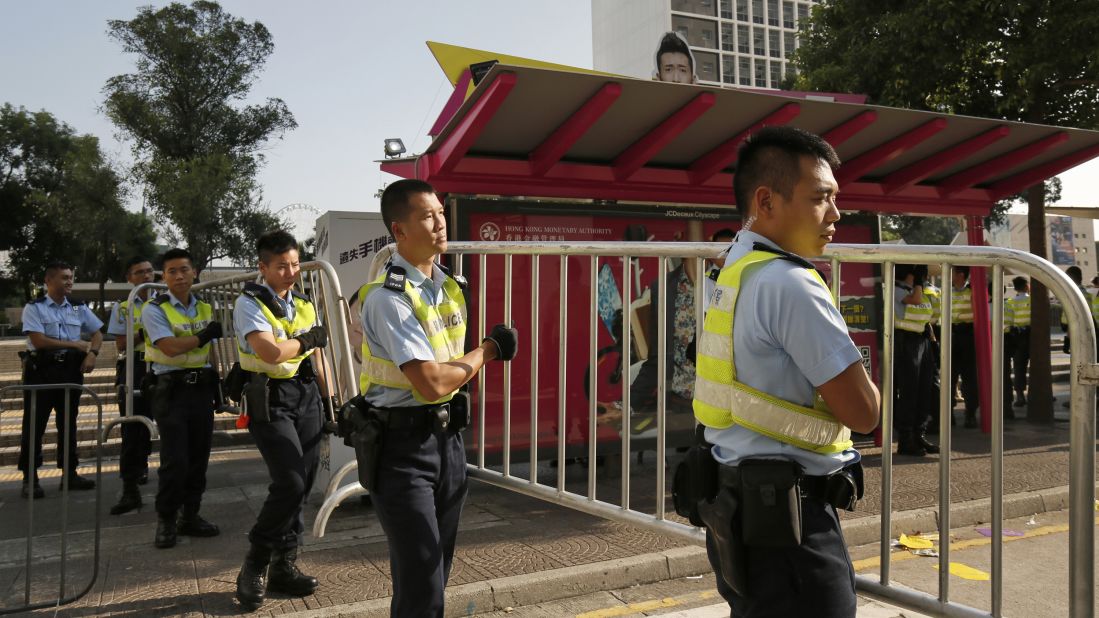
[592,0,669,79]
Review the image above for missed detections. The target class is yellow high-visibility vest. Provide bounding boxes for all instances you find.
[693,249,852,455]
[142,294,213,368]
[358,266,467,404]
[926,284,941,324]
[896,285,933,333]
[118,299,146,355]
[236,283,318,379]
[1007,295,1031,327]
[950,286,974,323]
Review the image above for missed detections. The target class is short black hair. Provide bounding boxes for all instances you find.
[1066,265,1083,285]
[160,248,193,268]
[1013,276,1028,291]
[733,126,841,216]
[711,228,736,242]
[895,264,916,281]
[954,265,970,278]
[256,229,300,263]
[655,31,694,72]
[45,261,72,277]
[913,264,929,282]
[381,179,436,235]
[125,256,150,276]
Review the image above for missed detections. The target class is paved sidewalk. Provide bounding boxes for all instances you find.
[0,392,1092,617]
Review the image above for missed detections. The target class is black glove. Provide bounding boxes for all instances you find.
[484,323,519,361]
[322,396,339,434]
[294,325,328,352]
[196,321,223,346]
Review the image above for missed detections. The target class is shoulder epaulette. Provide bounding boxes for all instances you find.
[243,282,286,318]
[31,296,47,304]
[67,296,87,307]
[384,266,408,292]
[150,293,171,306]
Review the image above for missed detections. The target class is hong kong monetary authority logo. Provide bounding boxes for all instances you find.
[479,222,500,241]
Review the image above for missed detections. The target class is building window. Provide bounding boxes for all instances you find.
[782,0,795,28]
[672,15,719,49]
[721,23,734,51]
[738,24,750,53]
[694,50,719,81]
[739,56,751,85]
[673,0,717,17]
[770,60,783,87]
[797,2,809,22]
[768,29,781,57]
[767,0,779,26]
[720,0,733,19]
[754,58,766,87]
[751,0,764,24]
[753,26,765,55]
[784,31,796,58]
[736,0,749,21]
[722,54,736,83]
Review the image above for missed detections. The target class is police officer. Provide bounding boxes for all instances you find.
[693,127,879,616]
[893,264,938,456]
[1007,276,1031,408]
[919,267,946,431]
[356,179,517,617]
[141,248,221,548]
[107,256,156,514]
[950,266,980,428]
[232,230,328,611]
[18,261,103,498]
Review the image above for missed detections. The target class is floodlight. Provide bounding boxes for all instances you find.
[384,138,406,158]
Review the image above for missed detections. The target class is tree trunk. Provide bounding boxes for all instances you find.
[1026,184,1053,423]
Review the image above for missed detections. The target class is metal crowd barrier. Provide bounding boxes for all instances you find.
[315,241,1094,618]
[0,384,118,615]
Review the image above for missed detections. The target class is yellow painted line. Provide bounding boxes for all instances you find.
[853,518,1091,573]
[577,590,717,618]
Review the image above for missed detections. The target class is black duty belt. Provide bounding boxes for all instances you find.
[718,463,860,511]
[374,403,451,432]
[160,368,215,385]
[21,349,81,363]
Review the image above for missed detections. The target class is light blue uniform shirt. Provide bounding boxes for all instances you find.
[893,285,912,323]
[234,282,299,356]
[360,253,456,408]
[705,231,862,476]
[22,296,103,350]
[142,291,210,375]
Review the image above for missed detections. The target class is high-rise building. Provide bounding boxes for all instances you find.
[592,0,822,89]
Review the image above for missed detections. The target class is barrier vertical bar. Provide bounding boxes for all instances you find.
[478,253,487,469]
[25,391,36,605]
[530,255,540,485]
[938,263,953,603]
[558,255,568,493]
[589,255,598,500]
[655,256,668,519]
[59,386,72,599]
[880,261,895,585]
[621,255,632,509]
[990,265,1004,617]
[830,257,841,303]
[503,254,513,477]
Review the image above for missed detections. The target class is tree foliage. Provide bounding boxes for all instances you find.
[793,0,1099,422]
[0,104,156,307]
[103,0,296,270]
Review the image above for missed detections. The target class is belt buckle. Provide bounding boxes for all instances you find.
[184,372,200,385]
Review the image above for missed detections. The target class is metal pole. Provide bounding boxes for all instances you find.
[621,255,632,509]
[530,255,540,485]
[59,387,71,598]
[938,263,953,603]
[880,261,895,586]
[503,254,513,477]
[830,257,841,304]
[589,255,598,501]
[478,253,487,469]
[25,390,36,605]
[655,256,668,519]
[990,265,1004,617]
[558,255,568,493]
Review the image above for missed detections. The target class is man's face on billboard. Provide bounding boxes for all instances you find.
[658,52,694,84]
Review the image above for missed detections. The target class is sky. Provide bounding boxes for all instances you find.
[2,1,1097,230]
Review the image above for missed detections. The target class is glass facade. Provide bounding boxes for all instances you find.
[669,0,819,89]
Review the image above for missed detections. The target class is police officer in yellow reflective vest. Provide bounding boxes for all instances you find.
[950,266,980,428]
[692,127,880,616]
[919,268,945,432]
[106,256,156,514]
[893,264,939,456]
[141,248,222,549]
[1007,276,1031,409]
[231,230,329,611]
[355,179,517,617]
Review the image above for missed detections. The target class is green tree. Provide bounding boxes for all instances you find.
[103,0,296,271]
[794,0,1099,423]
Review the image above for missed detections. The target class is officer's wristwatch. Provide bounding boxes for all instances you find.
[89,349,100,356]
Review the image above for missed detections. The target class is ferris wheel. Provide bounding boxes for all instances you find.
[275,203,322,241]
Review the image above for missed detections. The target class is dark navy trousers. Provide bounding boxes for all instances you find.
[371,425,468,618]
[247,377,323,550]
[116,359,152,482]
[153,375,215,518]
[707,496,857,618]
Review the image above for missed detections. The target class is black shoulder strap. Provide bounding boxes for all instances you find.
[150,293,171,307]
[437,262,468,290]
[289,289,311,303]
[707,266,720,282]
[751,242,831,283]
[243,282,286,319]
[384,266,408,292]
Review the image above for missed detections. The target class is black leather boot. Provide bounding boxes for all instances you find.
[268,547,318,596]
[178,508,220,537]
[154,516,178,549]
[897,432,927,457]
[110,481,142,515]
[916,433,940,454]
[236,544,271,611]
